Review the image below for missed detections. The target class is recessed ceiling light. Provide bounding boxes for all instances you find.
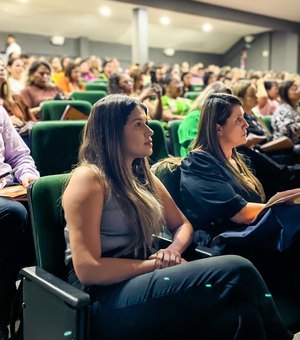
[99,6,111,16]
[160,16,170,25]
[202,23,213,32]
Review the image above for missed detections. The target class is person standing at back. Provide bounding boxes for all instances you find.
[5,35,21,60]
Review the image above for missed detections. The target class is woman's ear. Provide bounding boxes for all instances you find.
[216,124,223,136]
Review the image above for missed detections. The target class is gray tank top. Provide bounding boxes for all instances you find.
[64,192,133,264]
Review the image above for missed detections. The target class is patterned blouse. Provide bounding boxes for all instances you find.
[271,103,300,143]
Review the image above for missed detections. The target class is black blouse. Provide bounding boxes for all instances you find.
[180,150,262,236]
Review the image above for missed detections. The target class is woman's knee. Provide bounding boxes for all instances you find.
[0,198,28,225]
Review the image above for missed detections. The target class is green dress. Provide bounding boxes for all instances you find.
[177,109,201,156]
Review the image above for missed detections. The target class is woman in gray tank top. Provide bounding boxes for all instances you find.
[62,94,292,340]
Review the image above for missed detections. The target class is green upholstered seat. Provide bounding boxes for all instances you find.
[91,78,108,84]
[20,174,90,339]
[184,91,200,101]
[85,83,108,92]
[168,120,182,157]
[148,120,169,163]
[29,174,70,278]
[71,90,107,105]
[31,121,86,176]
[262,115,273,134]
[40,100,92,121]
[190,84,203,92]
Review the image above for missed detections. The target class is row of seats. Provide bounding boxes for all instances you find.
[30,119,169,176]
[21,163,300,339]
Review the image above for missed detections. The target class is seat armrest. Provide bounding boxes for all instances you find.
[195,245,221,257]
[20,266,90,308]
[153,233,221,259]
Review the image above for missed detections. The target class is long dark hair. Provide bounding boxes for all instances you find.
[193,93,265,200]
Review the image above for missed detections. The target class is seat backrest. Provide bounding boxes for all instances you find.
[184,91,200,101]
[190,84,203,92]
[168,120,182,157]
[92,78,108,84]
[262,115,273,134]
[28,174,69,279]
[71,90,107,105]
[148,120,169,163]
[31,121,86,176]
[153,158,182,209]
[85,83,108,93]
[41,100,92,121]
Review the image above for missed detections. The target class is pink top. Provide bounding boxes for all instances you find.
[256,98,279,116]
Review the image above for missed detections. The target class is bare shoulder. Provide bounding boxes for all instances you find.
[63,166,105,206]
[150,172,169,197]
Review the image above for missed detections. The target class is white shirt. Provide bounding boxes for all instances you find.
[6,42,21,57]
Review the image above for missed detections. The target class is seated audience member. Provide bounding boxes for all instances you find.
[7,58,25,94]
[50,56,64,85]
[89,55,102,78]
[109,72,162,120]
[255,78,280,116]
[62,94,292,340]
[0,59,33,136]
[189,63,204,85]
[180,93,300,297]
[98,59,115,81]
[57,62,85,97]
[129,68,144,97]
[78,58,94,83]
[233,80,300,198]
[161,73,192,122]
[272,80,300,145]
[178,81,231,156]
[19,60,65,121]
[233,80,271,139]
[0,106,39,339]
[181,72,192,95]
[61,56,72,74]
[202,71,217,89]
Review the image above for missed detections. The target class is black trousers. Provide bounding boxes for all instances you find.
[69,255,292,340]
[0,197,33,326]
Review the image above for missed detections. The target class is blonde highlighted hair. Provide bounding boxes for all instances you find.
[78,94,164,257]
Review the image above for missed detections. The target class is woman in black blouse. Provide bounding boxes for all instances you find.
[180,93,300,297]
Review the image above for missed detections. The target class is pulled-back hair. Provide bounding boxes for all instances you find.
[190,81,231,112]
[108,73,123,94]
[79,94,164,257]
[193,93,265,200]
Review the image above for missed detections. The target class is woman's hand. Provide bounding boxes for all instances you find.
[21,175,38,188]
[265,188,300,208]
[138,84,162,102]
[149,248,184,269]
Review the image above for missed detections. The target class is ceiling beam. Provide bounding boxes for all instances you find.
[115,0,300,33]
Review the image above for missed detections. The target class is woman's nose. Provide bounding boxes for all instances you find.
[146,125,154,136]
[243,119,249,128]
